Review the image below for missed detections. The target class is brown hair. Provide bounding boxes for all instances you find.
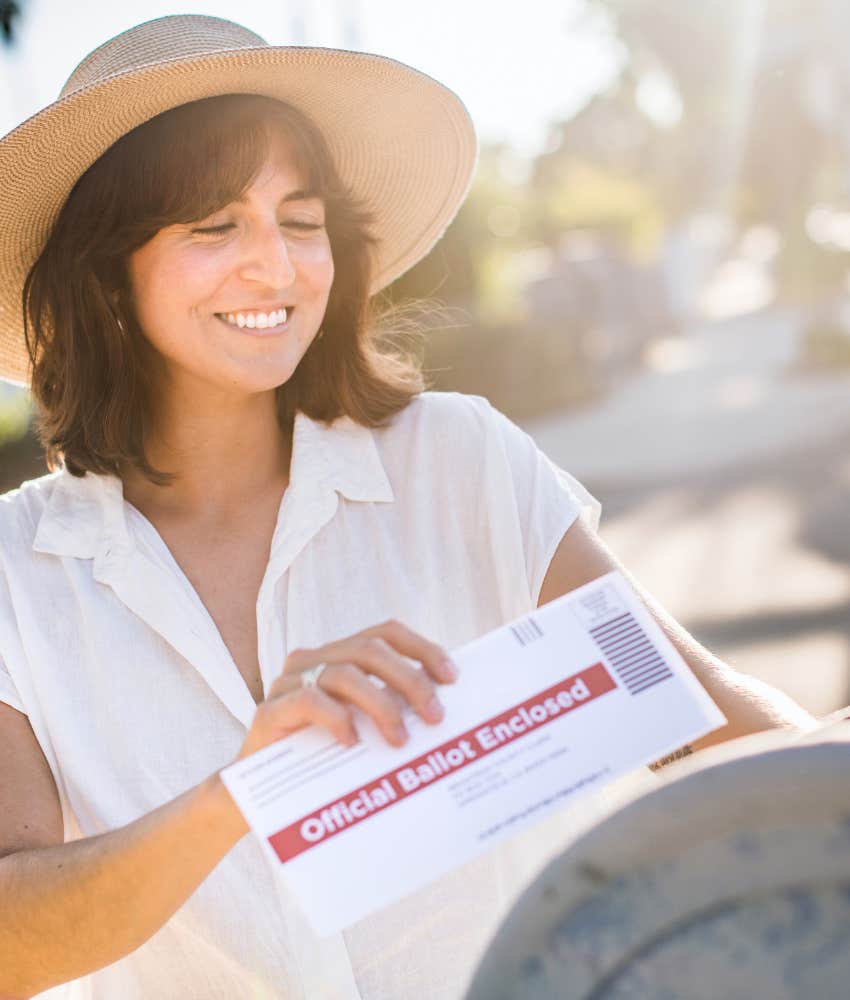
[22,94,426,483]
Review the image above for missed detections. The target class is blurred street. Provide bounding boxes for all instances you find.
[525,306,850,717]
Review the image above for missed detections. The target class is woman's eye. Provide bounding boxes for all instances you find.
[189,220,324,236]
[192,223,233,235]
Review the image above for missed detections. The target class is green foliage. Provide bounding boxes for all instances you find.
[387,144,531,323]
[531,157,663,261]
[0,388,30,447]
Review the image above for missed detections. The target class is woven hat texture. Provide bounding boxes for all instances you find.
[0,14,478,385]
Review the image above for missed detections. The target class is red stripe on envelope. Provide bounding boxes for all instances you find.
[268,661,616,862]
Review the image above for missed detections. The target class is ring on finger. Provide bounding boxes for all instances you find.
[300,662,330,690]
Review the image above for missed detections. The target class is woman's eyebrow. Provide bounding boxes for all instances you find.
[234,188,321,205]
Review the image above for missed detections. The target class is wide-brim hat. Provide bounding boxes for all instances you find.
[0,14,478,386]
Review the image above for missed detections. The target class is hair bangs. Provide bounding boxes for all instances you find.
[97,95,325,256]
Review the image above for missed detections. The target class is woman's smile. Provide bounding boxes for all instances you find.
[215,306,294,334]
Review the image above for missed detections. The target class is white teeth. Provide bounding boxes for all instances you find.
[220,308,289,329]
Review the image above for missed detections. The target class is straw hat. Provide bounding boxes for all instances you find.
[0,14,478,385]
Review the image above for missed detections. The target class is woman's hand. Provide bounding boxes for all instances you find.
[233,620,459,763]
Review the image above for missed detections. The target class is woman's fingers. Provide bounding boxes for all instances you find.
[266,620,460,751]
[275,654,431,745]
[237,619,461,763]
[282,632,452,727]
[360,619,459,685]
[318,661,411,746]
[347,636,446,726]
[236,686,357,762]
[283,620,456,686]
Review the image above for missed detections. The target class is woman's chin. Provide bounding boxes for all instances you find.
[182,364,298,398]
[234,370,297,395]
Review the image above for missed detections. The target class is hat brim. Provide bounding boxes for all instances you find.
[0,45,478,385]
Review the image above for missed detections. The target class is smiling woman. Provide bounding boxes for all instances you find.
[22,93,416,485]
[0,14,816,1000]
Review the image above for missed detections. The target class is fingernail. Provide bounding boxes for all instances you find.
[441,657,459,680]
[393,723,409,745]
[424,695,445,723]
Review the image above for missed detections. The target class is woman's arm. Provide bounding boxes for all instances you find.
[0,772,246,999]
[538,519,818,750]
[0,619,454,998]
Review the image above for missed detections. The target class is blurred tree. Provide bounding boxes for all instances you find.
[531,80,664,261]
[531,154,662,260]
[1,0,21,43]
[386,142,529,322]
[577,2,742,216]
[584,0,850,297]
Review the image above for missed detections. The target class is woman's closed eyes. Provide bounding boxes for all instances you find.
[191,220,325,236]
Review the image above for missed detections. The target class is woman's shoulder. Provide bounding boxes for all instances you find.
[369,391,504,475]
[380,390,499,446]
[360,392,498,492]
[0,470,63,553]
[382,390,542,463]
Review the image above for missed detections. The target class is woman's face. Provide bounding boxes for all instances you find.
[127,130,334,398]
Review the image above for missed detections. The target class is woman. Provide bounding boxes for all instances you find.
[0,14,814,1000]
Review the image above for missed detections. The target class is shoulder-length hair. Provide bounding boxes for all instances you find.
[22,93,425,483]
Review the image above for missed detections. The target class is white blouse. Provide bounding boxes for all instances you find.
[0,390,604,999]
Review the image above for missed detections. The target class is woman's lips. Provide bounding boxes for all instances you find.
[215,307,294,336]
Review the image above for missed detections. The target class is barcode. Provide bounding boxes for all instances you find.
[589,612,672,695]
[511,616,544,647]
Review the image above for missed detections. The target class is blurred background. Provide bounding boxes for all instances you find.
[3,0,850,717]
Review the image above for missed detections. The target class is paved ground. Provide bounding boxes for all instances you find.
[523,306,850,717]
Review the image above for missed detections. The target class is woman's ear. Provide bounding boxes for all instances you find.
[105,285,128,334]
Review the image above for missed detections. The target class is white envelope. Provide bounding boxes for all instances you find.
[219,570,726,934]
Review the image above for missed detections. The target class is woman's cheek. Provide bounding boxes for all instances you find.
[182,246,235,288]
[297,233,334,273]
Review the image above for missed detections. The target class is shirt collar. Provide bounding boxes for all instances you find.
[289,409,394,505]
[32,409,394,560]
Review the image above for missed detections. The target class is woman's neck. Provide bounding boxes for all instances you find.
[120,389,292,522]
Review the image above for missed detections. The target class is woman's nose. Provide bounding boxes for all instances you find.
[239,221,297,289]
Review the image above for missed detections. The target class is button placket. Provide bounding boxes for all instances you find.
[255,483,340,696]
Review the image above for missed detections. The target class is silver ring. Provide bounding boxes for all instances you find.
[301,662,329,689]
